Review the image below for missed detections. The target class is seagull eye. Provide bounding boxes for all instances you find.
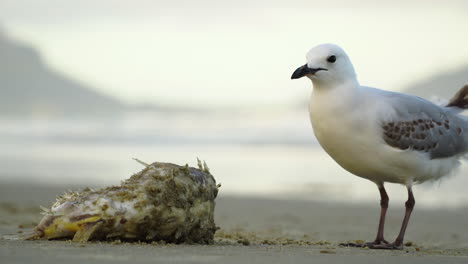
[327,55,336,63]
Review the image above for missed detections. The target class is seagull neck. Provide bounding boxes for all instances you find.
[311,78,360,92]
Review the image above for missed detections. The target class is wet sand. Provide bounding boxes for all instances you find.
[1,182,468,263]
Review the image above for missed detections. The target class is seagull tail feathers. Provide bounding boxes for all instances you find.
[446,84,468,109]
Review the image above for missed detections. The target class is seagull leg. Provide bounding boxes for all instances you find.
[373,183,389,245]
[394,186,416,247]
[340,183,389,247]
[370,186,415,249]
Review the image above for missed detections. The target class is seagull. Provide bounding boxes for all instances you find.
[291,43,468,249]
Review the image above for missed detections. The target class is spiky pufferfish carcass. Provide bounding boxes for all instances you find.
[28,160,219,243]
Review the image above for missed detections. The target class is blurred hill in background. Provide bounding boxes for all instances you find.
[403,66,468,100]
[0,29,124,118]
[1,24,467,119]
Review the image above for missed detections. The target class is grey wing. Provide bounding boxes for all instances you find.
[380,94,468,159]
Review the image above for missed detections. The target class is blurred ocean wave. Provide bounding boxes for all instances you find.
[0,109,316,146]
[1,111,468,208]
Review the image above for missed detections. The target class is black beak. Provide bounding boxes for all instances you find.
[291,64,327,79]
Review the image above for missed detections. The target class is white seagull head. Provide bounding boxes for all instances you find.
[291,43,358,88]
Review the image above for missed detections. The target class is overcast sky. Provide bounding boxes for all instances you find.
[1,0,468,107]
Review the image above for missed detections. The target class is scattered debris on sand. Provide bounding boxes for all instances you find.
[214,228,331,246]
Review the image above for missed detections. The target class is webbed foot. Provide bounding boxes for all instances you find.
[368,242,403,250]
[340,239,392,248]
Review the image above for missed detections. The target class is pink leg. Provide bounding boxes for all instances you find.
[373,184,389,244]
[370,186,415,249]
[340,183,389,247]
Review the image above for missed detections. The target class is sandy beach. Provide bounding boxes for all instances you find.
[1,181,468,263]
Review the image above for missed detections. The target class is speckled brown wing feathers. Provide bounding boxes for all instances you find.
[382,115,466,159]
